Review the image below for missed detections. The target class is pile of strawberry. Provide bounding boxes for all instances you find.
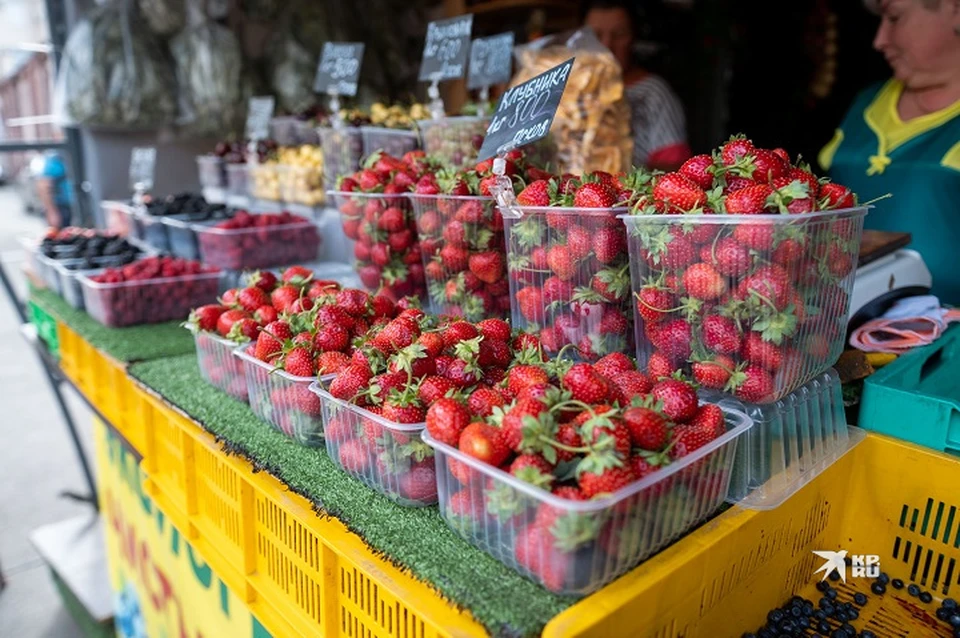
[411,150,539,322]
[323,315,528,504]
[423,350,730,592]
[87,256,219,327]
[196,210,320,271]
[333,150,432,301]
[627,136,863,403]
[507,171,637,361]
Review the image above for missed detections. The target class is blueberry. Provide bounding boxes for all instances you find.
[803,603,815,615]
[834,610,848,622]
[779,619,797,634]
[818,621,831,634]
[759,629,776,638]
[908,584,921,597]
[938,608,950,621]
[920,591,934,604]
[826,588,838,600]
[817,581,830,592]
[891,578,905,589]
[841,623,855,635]
[848,608,859,621]
[853,592,868,606]
[945,598,958,609]
[798,617,810,629]
[829,571,841,581]
[951,614,960,628]
[861,632,876,638]
[814,610,827,621]
[742,633,757,638]
[878,572,890,585]
[954,629,960,638]
[830,630,846,638]
[871,582,887,595]
[790,595,805,606]
[768,609,784,624]
[820,600,835,615]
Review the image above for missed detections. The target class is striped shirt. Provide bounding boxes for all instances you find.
[626,74,689,167]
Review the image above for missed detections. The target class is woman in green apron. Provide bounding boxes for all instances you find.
[819,0,960,302]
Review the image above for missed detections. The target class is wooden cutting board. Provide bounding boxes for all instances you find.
[858,230,911,267]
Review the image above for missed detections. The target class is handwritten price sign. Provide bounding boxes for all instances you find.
[419,15,473,82]
[467,32,514,90]
[477,57,574,161]
[245,96,275,141]
[314,42,365,96]
[129,147,156,192]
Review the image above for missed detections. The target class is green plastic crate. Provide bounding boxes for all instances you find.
[28,299,59,358]
[860,324,960,455]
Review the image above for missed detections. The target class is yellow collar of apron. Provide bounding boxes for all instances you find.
[863,79,960,175]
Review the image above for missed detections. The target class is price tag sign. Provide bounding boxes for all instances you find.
[477,57,574,161]
[467,32,514,90]
[128,146,156,192]
[314,42,365,96]
[245,96,275,141]
[418,15,473,82]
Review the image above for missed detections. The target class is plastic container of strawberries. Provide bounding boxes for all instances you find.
[702,368,864,510]
[318,126,363,188]
[423,404,752,595]
[409,194,509,321]
[417,117,488,169]
[78,269,220,328]
[502,205,635,361]
[192,329,249,402]
[234,345,331,446]
[360,126,421,159]
[311,382,437,506]
[326,191,426,302]
[193,215,321,271]
[622,208,867,403]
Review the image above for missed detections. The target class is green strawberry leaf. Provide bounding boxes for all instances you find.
[513,216,545,248]
[484,483,526,521]
[550,510,605,553]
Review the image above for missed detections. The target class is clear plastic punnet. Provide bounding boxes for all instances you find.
[327,191,426,302]
[417,117,488,169]
[704,368,864,510]
[234,345,329,447]
[79,270,220,327]
[319,126,363,188]
[55,242,155,310]
[360,126,420,159]
[192,329,249,402]
[409,193,508,321]
[225,163,248,200]
[423,404,752,595]
[194,216,320,270]
[196,155,226,189]
[311,382,437,507]
[502,205,635,361]
[622,208,867,403]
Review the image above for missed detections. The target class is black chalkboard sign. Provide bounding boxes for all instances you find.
[476,57,574,162]
[418,15,473,82]
[314,42,365,96]
[467,32,515,90]
[246,96,275,141]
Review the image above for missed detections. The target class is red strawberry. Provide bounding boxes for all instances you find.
[744,149,788,183]
[469,252,505,284]
[679,154,715,190]
[515,286,543,322]
[741,332,784,371]
[316,351,351,375]
[613,370,653,399]
[500,397,549,452]
[631,453,669,479]
[772,147,791,164]
[635,286,677,324]
[216,309,249,337]
[188,304,226,332]
[514,525,567,592]
[314,323,351,353]
[653,173,707,212]
[517,180,551,207]
[732,221,775,251]
[292,384,322,417]
[682,263,727,300]
[592,227,626,264]
[417,375,456,405]
[710,237,752,276]
[652,318,692,361]
[819,182,856,209]
[467,387,505,417]
[270,285,300,313]
[249,270,278,293]
[283,347,316,377]
[724,183,775,214]
[509,454,556,488]
[647,352,677,379]
[622,406,668,450]
[399,462,438,502]
[562,363,610,404]
[566,225,592,260]
[382,399,426,424]
[720,136,755,166]
[374,317,420,351]
[772,237,805,268]
[578,465,636,498]
[442,321,479,348]
[281,265,313,286]
[737,265,792,309]
[690,404,725,438]
[573,182,616,208]
[458,422,511,466]
[475,318,511,342]
[328,364,373,400]
[582,414,632,460]
[542,276,575,303]
[547,246,577,281]
[593,352,635,378]
[701,315,741,355]
[229,318,260,341]
[692,355,735,389]
[254,305,278,326]
[653,233,696,269]
[338,439,372,473]
[670,423,716,460]
[651,378,699,423]
[734,365,775,403]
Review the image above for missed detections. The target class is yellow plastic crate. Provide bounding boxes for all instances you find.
[56,322,147,455]
[136,384,486,637]
[543,433,960,637]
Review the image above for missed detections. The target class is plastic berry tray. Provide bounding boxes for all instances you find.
[193,217,320,271]
[423,404,752,595]
[192,329,249,402]
[622,208,868,402]
[502,205,635,361]
[417,117,488,169]
[234,345,332,447]
[702,368,864,510]
[311,382,437,507]
[54,242,156,310]
[360,126,421,158]
[409,193,508,321]
[78,270,220,328]
[225,163,248,200]
[319,126,363,189]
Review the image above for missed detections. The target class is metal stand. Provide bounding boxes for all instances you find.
[0,259,98,510]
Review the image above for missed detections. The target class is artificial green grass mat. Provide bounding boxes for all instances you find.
[129,354,574,637]
[30,288,195,363]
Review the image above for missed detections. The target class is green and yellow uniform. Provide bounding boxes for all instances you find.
[819,79,960,303]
